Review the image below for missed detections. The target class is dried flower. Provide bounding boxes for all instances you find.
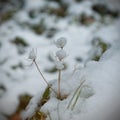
[54,37,67,99]
[55,37,67,48]
[28,49,36,60]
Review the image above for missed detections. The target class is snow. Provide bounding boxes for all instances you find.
[21,91,43,120]
[68,1,93,16]
[49,40,120,120]
[0,0,120,119]
[21,40,120,120]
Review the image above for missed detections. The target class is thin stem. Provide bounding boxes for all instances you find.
[33,60,57,96]
[58,70,61,99]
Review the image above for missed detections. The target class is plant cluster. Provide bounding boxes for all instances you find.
[28,37,67,99]
[22,37,94,120]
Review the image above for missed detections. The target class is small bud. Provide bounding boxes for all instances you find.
[55,61,64,70]
[28,49,36,60]
[55,37,67,48]
[56,49,66,60]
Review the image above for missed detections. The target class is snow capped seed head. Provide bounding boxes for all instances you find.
[28,49,36,60]
[56,49,66,60]
[55,37,67,48]
[55,61,64,70]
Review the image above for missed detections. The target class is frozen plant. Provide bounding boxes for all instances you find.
[54,37,67,99]
[28,37,68,100]
[67,76,94,110]
[28,49,57,96]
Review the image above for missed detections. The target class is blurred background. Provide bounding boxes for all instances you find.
[0,0,120,119]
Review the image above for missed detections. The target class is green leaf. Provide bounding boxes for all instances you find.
[41,87,50,105]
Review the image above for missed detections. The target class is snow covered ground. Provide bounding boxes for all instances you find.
[0,0,120,119]
[21,39,120,120]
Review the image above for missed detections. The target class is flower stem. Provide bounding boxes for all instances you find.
[58,70,61,99]
[33,60,57,96]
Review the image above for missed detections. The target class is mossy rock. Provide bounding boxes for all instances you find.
[80,13,95,25]
[17,94,32,112]
[9,94,32,120]
[48,7,67,17]
[45,2,68,18]
[11,37,28,54]
[92,4,119,18]
[0,0,24,11]
[46,28,58,38]
[11,62,24,70]
[31,25,46,35]
[28,2,68,18]
[0,10,16,23]
[91,37,110,61]
[11,37,29,47]
[0,0,25,23]
[30,19,46,35]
